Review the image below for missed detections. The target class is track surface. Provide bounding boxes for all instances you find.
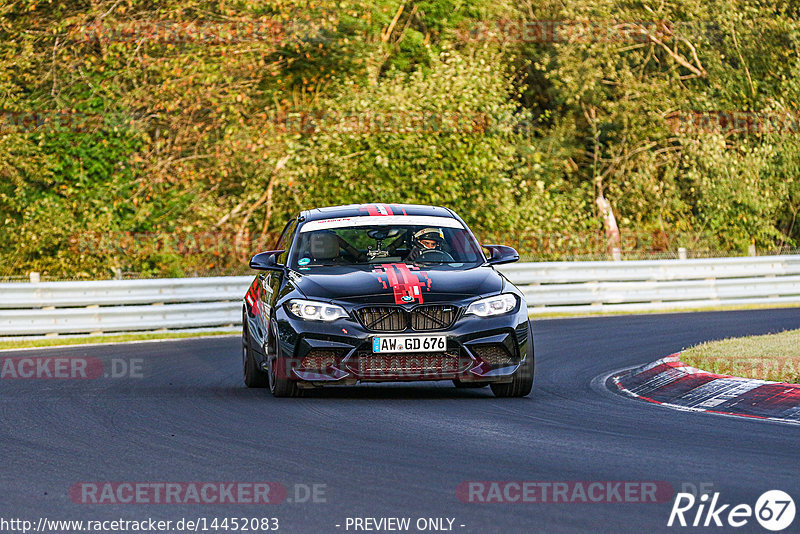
[2,309,800,533]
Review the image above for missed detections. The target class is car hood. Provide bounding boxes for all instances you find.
[289,264,503,305]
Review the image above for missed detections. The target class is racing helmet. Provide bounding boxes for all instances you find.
[413,227,445,249]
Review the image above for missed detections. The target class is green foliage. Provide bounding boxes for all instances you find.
[280,50,533,237]
[0,0,798,277]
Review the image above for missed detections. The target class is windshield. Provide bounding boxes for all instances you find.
[290,218,485,270]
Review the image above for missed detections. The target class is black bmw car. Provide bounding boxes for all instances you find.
[242,203,534,397]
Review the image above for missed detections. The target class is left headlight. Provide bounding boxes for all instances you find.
[286,299,349,322]
[465,294,517,317]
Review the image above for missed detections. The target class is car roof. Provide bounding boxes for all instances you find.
[300,203,456,222]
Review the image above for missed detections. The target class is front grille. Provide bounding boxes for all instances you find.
[412,305,456,330]
[356,305,457,332]
[350,350,471,379]
[471,343,517,368]
[356,307,406,332]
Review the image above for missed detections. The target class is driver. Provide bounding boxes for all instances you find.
[407,227,445,262]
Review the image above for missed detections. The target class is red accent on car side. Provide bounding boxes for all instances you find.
[245,281,261,315]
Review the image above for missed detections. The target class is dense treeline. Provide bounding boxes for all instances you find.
[1,0,798,277]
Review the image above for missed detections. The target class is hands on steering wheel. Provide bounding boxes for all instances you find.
[416,248,455,262]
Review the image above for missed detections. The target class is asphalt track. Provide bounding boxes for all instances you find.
[2,308,800,533]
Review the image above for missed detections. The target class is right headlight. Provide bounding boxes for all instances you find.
[286,299,349,322]
[465,294,517,317]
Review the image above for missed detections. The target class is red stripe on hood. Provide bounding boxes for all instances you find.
[373,263,431,304]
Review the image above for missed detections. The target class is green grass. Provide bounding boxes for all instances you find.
[0,330,237,351]
[681,328,800,383]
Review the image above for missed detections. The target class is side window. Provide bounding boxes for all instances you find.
[274,219,297,265]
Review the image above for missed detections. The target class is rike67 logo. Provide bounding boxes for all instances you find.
[668,490,795,531]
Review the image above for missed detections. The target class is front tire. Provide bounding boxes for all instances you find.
[242,317,269,388]
[266,324,304,398]
[490,352,534,398]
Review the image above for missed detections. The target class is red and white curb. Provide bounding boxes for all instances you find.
[612,354,800,425]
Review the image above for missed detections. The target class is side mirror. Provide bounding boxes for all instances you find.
[483,245,519,266]
[249,250,285,271]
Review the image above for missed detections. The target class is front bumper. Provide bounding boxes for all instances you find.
[270,303,532,385]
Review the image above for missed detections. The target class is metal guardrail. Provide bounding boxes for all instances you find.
[0,277,250,336]
[0,256,798,335]
[505,255,800,314]
[0,276,251,309]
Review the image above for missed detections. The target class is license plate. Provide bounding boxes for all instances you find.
[372,335,447,353]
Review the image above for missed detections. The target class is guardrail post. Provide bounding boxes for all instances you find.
[29,271,40,284]
[748,244,757,256]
